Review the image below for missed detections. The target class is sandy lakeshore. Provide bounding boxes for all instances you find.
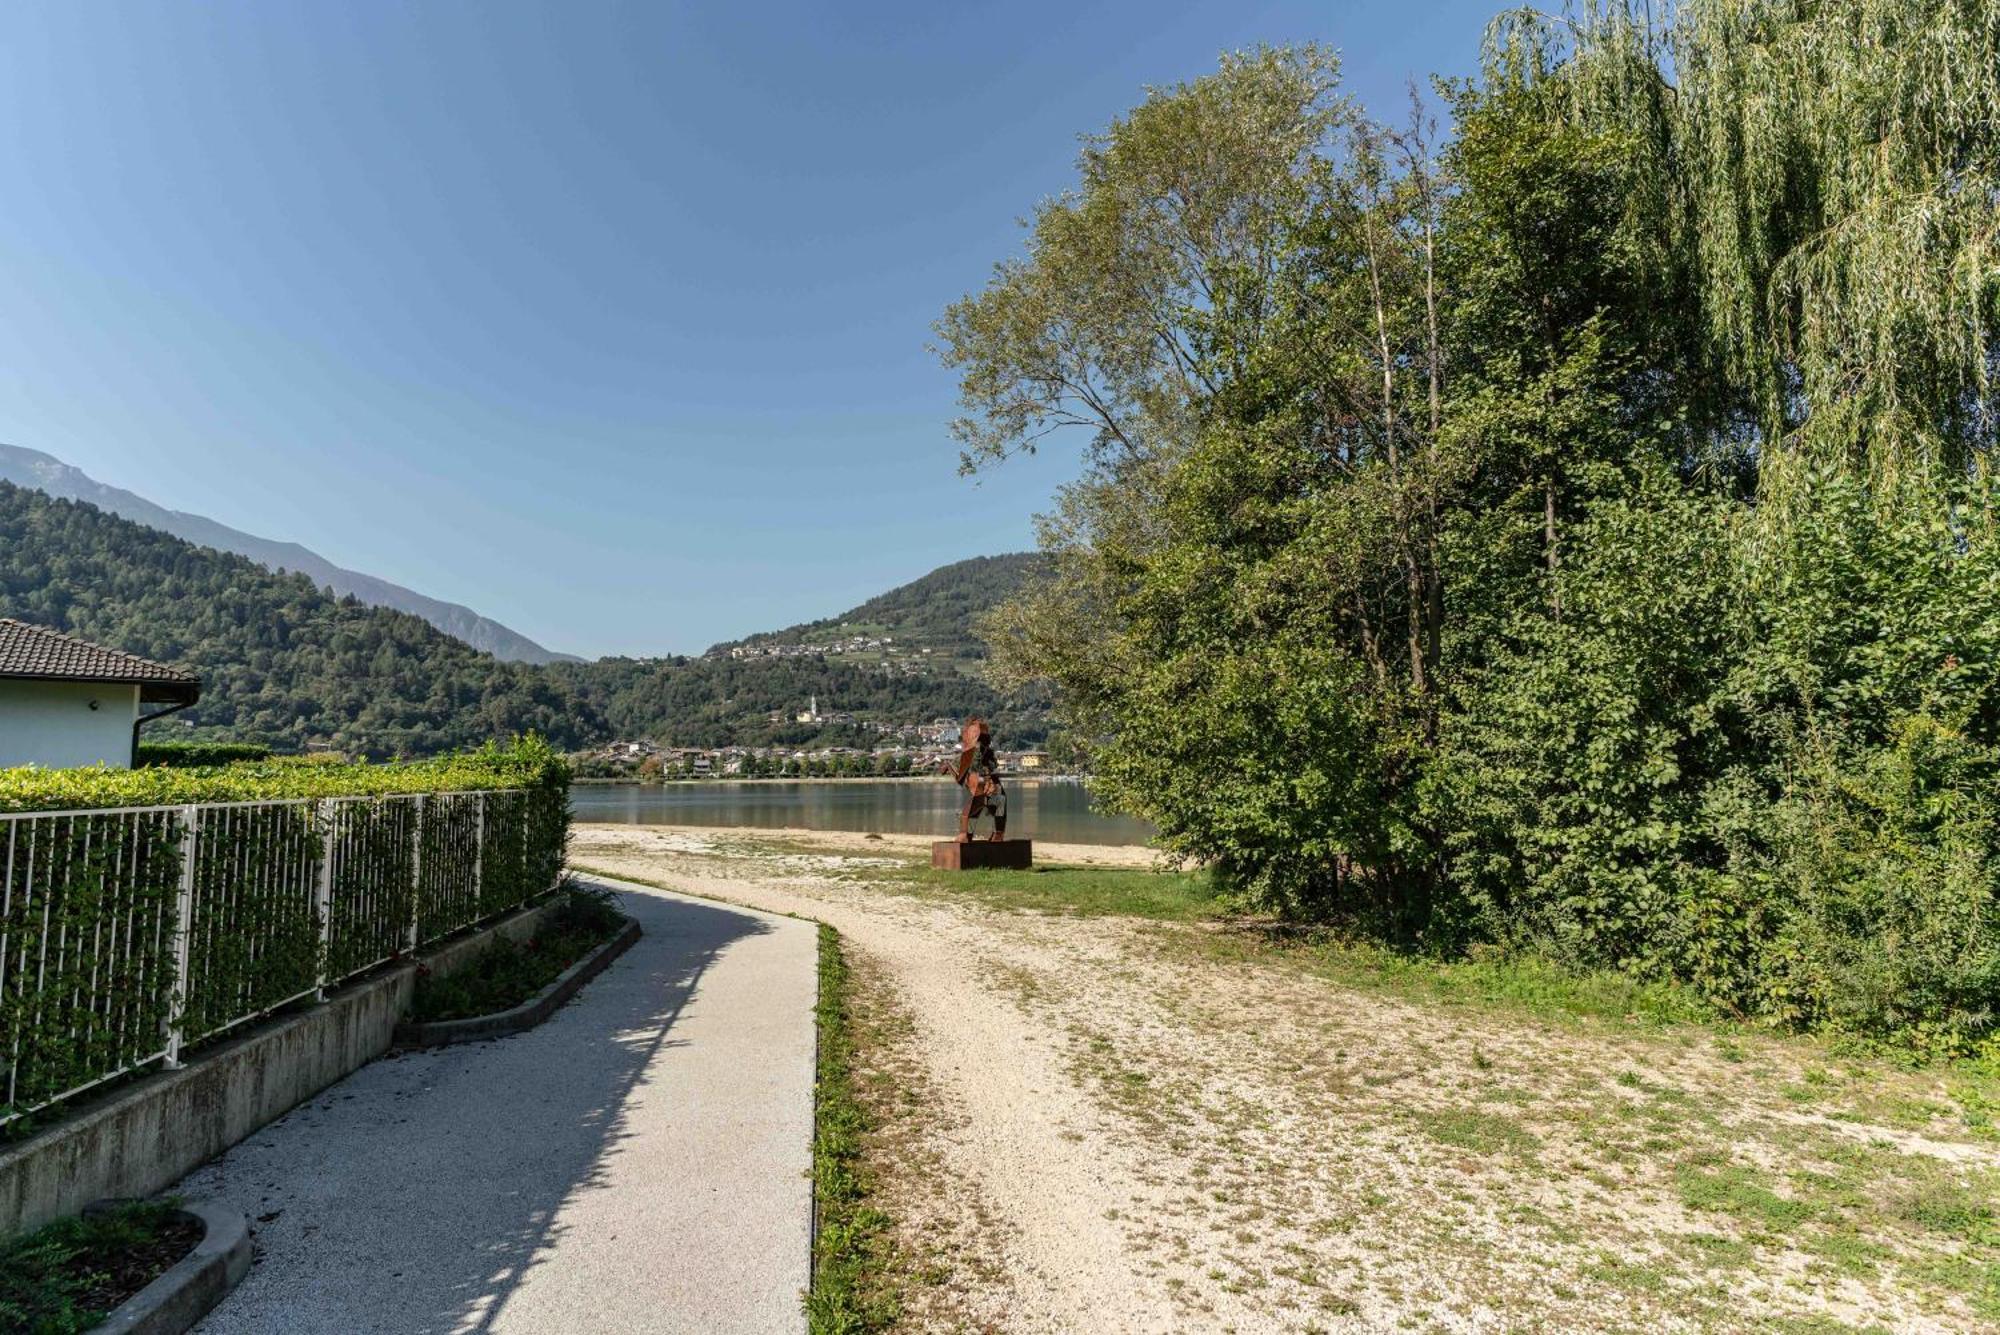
[572,823,2000,1334]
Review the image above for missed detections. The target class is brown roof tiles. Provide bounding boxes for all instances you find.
[0,619,200,697]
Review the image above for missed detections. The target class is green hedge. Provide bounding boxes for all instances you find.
[134,741,275,768]
[0,737,570,814]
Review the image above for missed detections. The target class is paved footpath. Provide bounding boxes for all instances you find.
[182,876,816,1335]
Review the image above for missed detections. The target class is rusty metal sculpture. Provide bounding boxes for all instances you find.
[932,716,1030,870]
[947,717,1007,842]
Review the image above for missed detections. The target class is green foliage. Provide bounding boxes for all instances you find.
[943,15,2000,1050]
[134,741,274,767]
[0,736,570,813]
[408,884,626,1023]
[0,1197,193,1333]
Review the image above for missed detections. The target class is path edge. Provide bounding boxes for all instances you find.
[393,916,643,1048]
[94,1199,251,1335]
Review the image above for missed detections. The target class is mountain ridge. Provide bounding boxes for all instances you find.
[707,552,1047,663]
[0,443,577,664]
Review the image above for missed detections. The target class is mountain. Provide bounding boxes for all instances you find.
[0,471,1051,755]
[0,481,605,756]
[708,552,1049,665]
[556,552,1053,749]
[0,443,577,664]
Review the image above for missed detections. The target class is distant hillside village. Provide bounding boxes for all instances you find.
[716,632,934,675]
[573,706,1053,781]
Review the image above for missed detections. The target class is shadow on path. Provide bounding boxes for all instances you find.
[184,883,801,1334]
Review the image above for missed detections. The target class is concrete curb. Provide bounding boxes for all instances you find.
[95,1199,251,1335]
[392,916,643,1048]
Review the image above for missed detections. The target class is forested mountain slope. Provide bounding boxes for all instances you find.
[0,443,576,664]
[709,553,1046,665]
[0,482,605,755]
[561,552,1051,746]
[0,481,1045,754]
[555,651,1045,749]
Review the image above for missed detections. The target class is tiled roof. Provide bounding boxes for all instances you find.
[0,619,200,686]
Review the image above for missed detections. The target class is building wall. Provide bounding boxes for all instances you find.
[0,680,139,769]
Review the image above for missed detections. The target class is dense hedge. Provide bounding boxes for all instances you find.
[134,741,275,768]
[0,737,569,814]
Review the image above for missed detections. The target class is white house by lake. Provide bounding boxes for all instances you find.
[0,618,201,769]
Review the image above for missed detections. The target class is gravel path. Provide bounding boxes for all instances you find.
[181,880,816,1335]
[574,824,2000,1335]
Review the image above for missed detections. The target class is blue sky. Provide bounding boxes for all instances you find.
[0,1,1494,658]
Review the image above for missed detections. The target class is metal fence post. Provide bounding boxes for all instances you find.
[163,805,198,1070]
[314,801,334,1000]
[472,792,485,911]
[407,795,425,953]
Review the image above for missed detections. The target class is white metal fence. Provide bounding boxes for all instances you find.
[0,786,565,1124]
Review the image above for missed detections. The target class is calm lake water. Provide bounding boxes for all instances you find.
[569,779,1155,846]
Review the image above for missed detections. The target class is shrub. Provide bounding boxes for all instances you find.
[406,883,625,1023]
[134,740,275,768]
[1755,715,2000,1051]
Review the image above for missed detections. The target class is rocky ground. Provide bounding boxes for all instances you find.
[573,824,2000,1334]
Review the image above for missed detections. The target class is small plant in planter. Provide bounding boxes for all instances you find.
[409,884,630,1024]
[0,1198,200,1333]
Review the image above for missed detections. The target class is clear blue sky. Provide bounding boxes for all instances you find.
[0,1,1494,659]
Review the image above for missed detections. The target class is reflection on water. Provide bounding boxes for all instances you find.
[568,779,1154,847]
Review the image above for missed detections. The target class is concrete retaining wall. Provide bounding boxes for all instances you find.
[0,894,567,1237]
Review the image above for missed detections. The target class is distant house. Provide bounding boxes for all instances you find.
[0,619,201,769]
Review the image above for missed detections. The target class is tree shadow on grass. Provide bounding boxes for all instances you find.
[184,883,784,1334]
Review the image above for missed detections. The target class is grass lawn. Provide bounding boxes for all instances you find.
[806,924,900,1335]
[838,854,1719,1030]
[862,860,1221,922]
[0,1198,200,1334]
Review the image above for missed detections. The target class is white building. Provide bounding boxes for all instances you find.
[0,619,202,769]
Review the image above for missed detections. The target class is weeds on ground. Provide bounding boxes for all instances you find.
[0,1198,199,1333]
[806,924,899,1334]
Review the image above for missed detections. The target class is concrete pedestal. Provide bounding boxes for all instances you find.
[931,839,1033,871]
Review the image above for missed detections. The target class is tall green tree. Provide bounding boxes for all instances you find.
[944,8,2000,1047]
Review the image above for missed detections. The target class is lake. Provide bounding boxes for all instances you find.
[569,779,1155,846]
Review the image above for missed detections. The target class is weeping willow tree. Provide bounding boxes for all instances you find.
[1518,0,2000,484]
[1464,2,2000,1041]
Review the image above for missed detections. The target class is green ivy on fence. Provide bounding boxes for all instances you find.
[0,738,571,1123]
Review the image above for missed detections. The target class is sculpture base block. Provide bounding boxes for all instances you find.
[931,838,1033,871]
